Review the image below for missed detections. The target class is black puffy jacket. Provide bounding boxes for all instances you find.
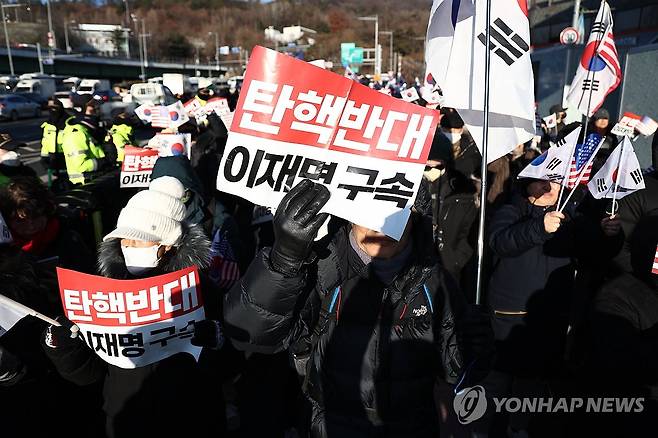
[43,224,226,438]
[224,214,465,438]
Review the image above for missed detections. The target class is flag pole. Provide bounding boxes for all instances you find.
[558,1,608,211]
[474,0,493,306]
[609,137,625,218]
[0,294,61,327]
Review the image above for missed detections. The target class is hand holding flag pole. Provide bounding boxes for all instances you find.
[0,294,79,337]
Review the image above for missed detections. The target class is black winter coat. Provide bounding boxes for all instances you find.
[43,224,226,438]
[487,194,622,375]
[428,171,477,282]
[224,214,465,438]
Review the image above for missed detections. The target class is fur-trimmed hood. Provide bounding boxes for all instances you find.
[97,223,211,279]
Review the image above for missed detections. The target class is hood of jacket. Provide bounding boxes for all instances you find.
[97,223,211,279]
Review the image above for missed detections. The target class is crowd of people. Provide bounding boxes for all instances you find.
[0,72,656,438]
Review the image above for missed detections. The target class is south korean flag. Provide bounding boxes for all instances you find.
[518,127,580,183]
[587,136,645,199]
[401,87,420,103]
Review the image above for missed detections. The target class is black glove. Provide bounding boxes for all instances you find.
[270,179,330,276]
[456,304,495,386]
[43,316,80,349]
[191,320,224,350]
[0,345,25,386]
[101,140,118,164]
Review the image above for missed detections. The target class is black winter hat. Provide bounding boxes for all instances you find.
[440,109,464,129]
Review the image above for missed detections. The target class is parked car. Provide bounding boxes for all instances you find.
[15,92,49,109]
[0,94,41,121]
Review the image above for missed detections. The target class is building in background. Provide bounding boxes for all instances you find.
[72,24,131,57]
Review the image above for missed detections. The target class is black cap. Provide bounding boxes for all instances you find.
[0,132,25,151]
[592,108,610,120]
[47,98,63,109]
[549,104,567,115]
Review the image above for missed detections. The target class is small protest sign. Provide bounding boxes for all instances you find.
[216,46,440,240]
[57,266,205,369]
[611,112,642,137]
[120,146,159,188]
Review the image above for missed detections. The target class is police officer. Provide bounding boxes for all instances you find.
[60,99,111,185]
[40,99,72,184]
[105,113,136,163]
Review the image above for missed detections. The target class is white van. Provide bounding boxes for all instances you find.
[129,83,177,106]
[14,78,56,100]
[77,79,111,95]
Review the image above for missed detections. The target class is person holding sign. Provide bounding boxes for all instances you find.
[224,179,493,438]
[42,176,229,437]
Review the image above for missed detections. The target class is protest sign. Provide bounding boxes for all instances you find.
[57,266,205,369]
[220,112,234,131]
[611,112,642,137]
[147,133,192,158]
[216,46,440,240]
[120,146,159,188]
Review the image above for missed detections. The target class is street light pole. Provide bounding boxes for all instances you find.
[358,15,380,76]
[45,0,55,55]
[0,1,14,75]
[64,21,71,54]
[380,30,393,73]
[132,14,144,80]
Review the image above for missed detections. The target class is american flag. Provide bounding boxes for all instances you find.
[567,133,601,188]
[652,244,658,276]
[150,106,171,128]
[209,230,240,290]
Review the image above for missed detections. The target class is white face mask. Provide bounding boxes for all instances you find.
[423,167,445,182]
[121,245,161,276]
[442,130,462,144]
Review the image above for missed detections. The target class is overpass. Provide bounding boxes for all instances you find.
[0,47,239,80]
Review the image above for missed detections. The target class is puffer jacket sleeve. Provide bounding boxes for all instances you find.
[489,203,551,257]
[223,247,309,354]
[42,337,106,386]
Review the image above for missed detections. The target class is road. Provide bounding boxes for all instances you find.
[1,116,48,180]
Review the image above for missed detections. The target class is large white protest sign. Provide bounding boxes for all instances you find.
[216,46,440,240]
[58,266,205,369]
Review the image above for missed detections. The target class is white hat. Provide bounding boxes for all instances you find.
[103,176,186,246]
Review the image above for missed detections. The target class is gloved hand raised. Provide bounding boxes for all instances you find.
[270,179,330,276]
[43,316,80,349]
[191,320,225,350]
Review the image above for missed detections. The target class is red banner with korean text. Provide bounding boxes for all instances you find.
[57,266,205,369]
[216,46,440,240]
[120,146,160,188]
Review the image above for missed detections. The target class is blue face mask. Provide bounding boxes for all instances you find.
[121,245,160,276]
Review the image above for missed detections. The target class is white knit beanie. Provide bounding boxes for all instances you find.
[103,176,187,246]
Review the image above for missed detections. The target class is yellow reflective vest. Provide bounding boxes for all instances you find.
[60,120,106,185]
[107,123,134,162]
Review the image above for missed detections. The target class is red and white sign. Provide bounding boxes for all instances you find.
[120,146,159,188]
[652,245,658,275]
[147,133,192,158]
[560,27,580,45]
[216,46,440,240]
[58,266,205,368]
[611,112,642,137]
[184,97,231,124]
